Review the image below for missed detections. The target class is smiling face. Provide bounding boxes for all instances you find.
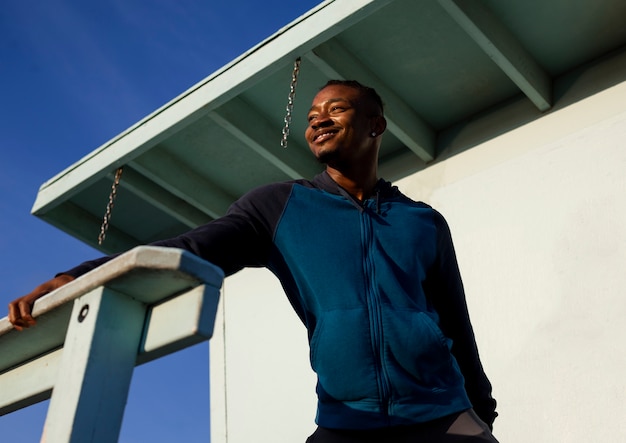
[305,84,383,168]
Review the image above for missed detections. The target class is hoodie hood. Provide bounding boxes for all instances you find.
[312,171,400,209]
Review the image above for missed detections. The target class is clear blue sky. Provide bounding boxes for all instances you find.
[0,0,320,441]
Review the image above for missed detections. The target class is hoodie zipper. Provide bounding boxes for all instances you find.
[330,175,393,415]
[360,201,392,418]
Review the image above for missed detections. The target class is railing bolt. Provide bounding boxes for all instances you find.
[78,305,89,323]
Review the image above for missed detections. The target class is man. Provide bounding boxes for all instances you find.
[9,80,498,442]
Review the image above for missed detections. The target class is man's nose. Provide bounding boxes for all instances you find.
[311,115,332,130]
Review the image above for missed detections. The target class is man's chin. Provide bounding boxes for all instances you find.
[314,148,338,165]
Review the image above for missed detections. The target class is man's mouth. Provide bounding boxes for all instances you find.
[313,129,338,143]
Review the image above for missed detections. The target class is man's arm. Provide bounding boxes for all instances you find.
[428,211,498,428]
[7,181,285,331]
[5,213,251,331]
[6,212,256,331]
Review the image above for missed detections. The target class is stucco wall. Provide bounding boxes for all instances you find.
[397,80,626,442]
[210,78,626,443]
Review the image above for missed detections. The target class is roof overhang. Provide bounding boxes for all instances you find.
[32,0,626,254]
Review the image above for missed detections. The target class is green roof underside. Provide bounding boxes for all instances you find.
[33,0,626,254]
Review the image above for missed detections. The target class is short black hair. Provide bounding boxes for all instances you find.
[322,80,384,115]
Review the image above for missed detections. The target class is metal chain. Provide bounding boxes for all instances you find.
[98,167,123,245]
[280,57,301,149]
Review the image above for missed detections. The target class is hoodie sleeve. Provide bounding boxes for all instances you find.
[59,182,293,279]
[428,210,498,429]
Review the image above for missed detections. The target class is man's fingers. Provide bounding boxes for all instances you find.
[8,297,37,330]
[8,304,25,331]
[18,300,36,327]
[10,319,31,331]
[8,300,21,325]
[8,288,46,330]
[7,275,75,331]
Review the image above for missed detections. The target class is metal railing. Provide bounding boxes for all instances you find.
[0,246,223,442]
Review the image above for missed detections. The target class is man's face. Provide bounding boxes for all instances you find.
[305,84,374,166]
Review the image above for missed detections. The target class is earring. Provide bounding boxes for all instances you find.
[371,132,377,137]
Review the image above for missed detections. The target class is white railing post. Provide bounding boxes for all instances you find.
[42,287,145,442]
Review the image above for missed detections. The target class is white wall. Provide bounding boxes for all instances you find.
[210,268,318,442]
[397,80,626,442]
[211,77,626,443]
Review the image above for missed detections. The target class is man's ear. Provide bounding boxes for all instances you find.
[371,116,387,136]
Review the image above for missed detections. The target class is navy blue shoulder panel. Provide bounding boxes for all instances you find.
[61,178,315,278]
[229,179,316,241]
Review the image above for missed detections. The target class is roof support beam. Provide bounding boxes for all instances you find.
[305,39,436,162]
[130,148,234,219]
[41,201,140,253]
[209,97,320,180]
[438,0,552,111]
[116,167,212,228]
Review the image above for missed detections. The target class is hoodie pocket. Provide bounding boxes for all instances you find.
[384,310,456,390]
[309,308,379,402]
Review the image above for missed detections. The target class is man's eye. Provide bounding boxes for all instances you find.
[331,106,344,112]
[307,115,317,122]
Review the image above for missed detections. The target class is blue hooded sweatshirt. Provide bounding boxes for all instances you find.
[63,171,497,430]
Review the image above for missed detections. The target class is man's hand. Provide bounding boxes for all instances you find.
[8,274,75,331]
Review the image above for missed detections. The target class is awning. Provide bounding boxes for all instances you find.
[31,0,626,253]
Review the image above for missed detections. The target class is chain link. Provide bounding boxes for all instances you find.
[280,57,301,149]
[98,167,123,246]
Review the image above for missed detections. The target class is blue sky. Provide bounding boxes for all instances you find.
[0,0,320,440]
